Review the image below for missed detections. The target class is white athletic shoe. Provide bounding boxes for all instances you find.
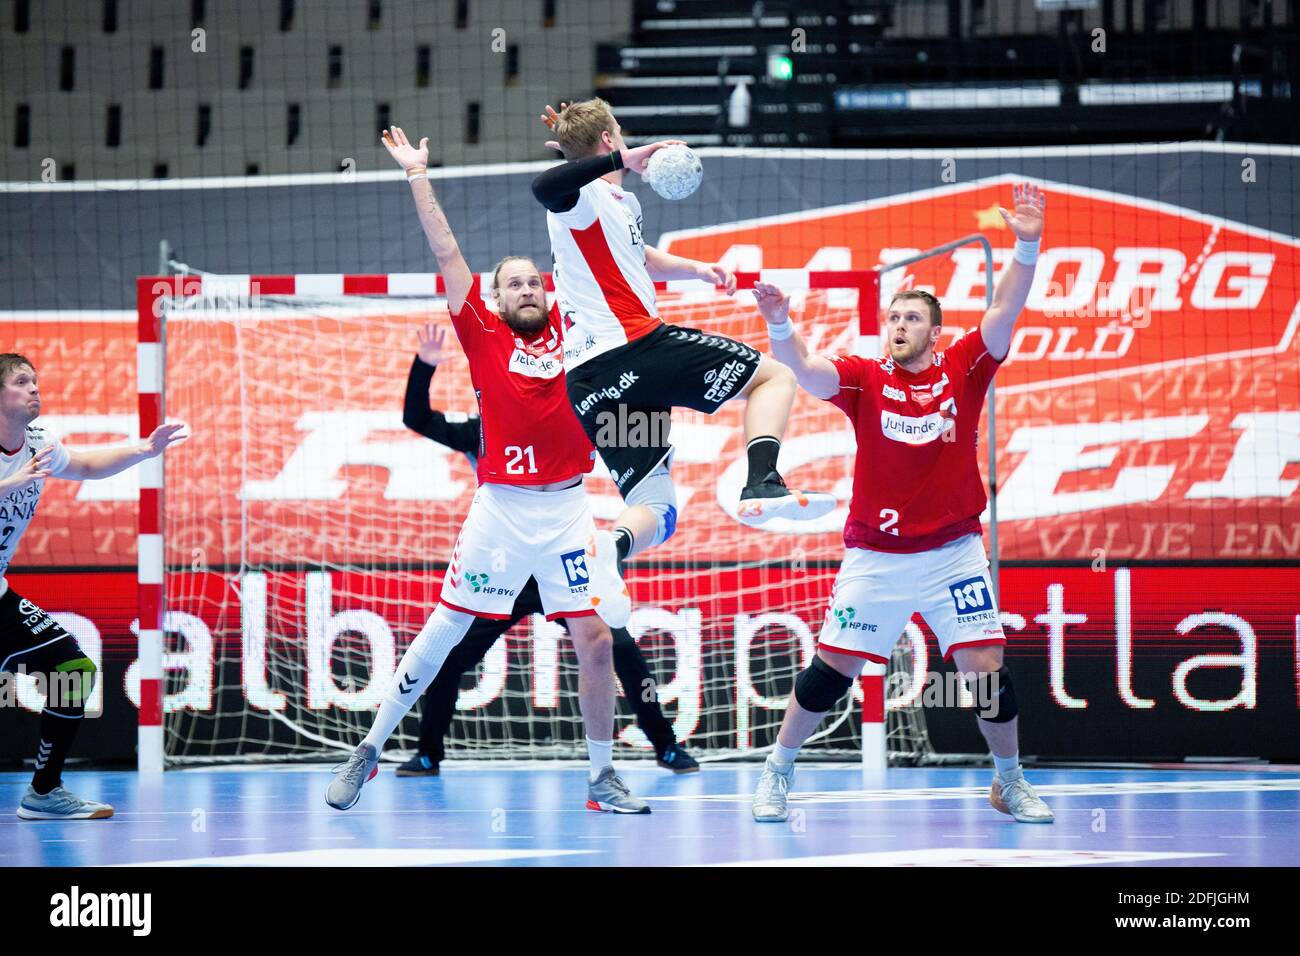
[990,773,1055,823]
[737,472,837,527]
[585,531,631,628]
[17,785,114,820]
[752,760,794,822]
[326,742,380,811]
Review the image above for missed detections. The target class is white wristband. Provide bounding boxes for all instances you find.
[766,320,793,342]
[1013,238,1040,265]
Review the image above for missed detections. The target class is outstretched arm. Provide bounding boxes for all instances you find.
[981,182,1046,361]
[59,424,186,481]
[402,322,481,455]
[382,126,475,314]
[644,246,737,294]
[752,282,841,400]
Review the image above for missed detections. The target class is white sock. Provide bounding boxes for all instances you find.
[362,605,473,753]
[769,741,800,771]
[993,752,1022,780]
[586,737,613,780]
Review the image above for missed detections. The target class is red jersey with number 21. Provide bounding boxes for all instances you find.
[828,327,1002,554]
[449,298,596,485]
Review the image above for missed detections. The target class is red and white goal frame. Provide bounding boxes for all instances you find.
[133,261,997,773]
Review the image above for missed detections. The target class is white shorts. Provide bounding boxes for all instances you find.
[816,533,1006,663]
[439,481,599,622]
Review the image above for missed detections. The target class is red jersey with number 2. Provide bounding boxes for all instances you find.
[449,298,596,485]
[828,327,1002,553]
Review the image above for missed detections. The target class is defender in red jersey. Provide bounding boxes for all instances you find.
[327,127,646,815]
[750,183,1056,825]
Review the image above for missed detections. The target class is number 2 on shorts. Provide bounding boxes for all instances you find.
[879,508,899,536]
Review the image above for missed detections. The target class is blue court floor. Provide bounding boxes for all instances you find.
[3,764,1298,867]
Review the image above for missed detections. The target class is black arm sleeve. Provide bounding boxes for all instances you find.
[401,355,481,455]
[530,150,625,213]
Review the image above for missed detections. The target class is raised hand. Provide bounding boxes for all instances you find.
[999,182,1046,242]
[381,126,430,172]
[705,264,737,296]
[0,445,54,495]
[416,321,458,366]
[620,140,688,175]
[540,102,568,151]
[752,281,791,325]
[144,423,187,457]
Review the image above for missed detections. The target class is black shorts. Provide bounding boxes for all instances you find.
[0,585,89,676]
[565,324,761,496]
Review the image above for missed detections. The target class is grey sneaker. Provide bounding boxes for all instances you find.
[326,742,380,811]
[17,785,114,820]
[585,767,650,814]
[990,773,1055,823]
[752,760,794,822]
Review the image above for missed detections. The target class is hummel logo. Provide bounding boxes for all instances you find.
[398,673,418,695]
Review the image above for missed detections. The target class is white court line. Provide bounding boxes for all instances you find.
[650,778,1300,805]
[131,837,179,843]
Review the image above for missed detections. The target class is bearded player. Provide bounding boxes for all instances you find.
[327,127,648,814]
[531,99,835,579]
[1,354,185,819]
[395,321,698,776]
[750,183,1054,824]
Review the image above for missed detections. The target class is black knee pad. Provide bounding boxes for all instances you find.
[793,657,854,713]
[973,665,1018,723]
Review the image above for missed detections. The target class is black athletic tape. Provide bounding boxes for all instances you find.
[793,656,854,713]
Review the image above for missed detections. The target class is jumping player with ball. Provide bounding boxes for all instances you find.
[531,99,835,577]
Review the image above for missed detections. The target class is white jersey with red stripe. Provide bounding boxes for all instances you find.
[545,177,663,370]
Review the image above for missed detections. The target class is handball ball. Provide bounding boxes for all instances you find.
[644,144,703,201]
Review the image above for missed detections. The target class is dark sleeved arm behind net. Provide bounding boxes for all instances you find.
[402,355,481,455]
[530,150,625,213]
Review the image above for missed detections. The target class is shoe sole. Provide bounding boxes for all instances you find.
[752,809,789,823]
[989,778,1055,823]
[326,764,380,810]
[656,761,701,774]
[585,799,651,814]
[586,534,631,628]
[394,768,440,777]
[17,806,113,820]
[737,491,836,527]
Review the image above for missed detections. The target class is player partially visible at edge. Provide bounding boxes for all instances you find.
[749,183,1055,825]
[325,127,648,814]
[530,98,836,582]
[0,354,185,820]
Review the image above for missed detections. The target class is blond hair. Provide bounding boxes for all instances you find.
[552,98,618,160]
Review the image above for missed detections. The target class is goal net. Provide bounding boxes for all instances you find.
[148,268,934,765]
